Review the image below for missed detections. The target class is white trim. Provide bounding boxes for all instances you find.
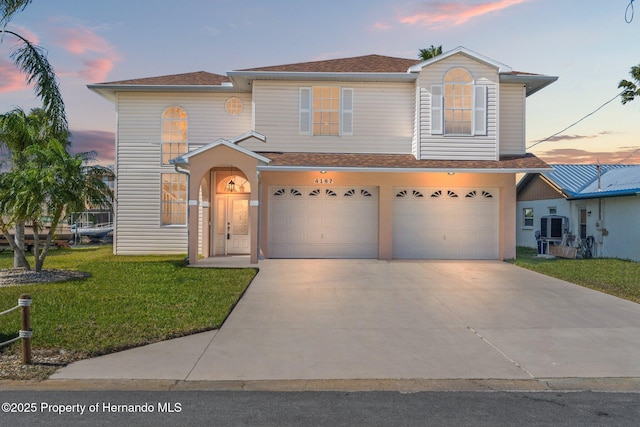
[257,165,552,174]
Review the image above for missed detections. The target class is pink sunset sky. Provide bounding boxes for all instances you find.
[1,0,639,165]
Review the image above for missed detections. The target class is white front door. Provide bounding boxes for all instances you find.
[214,195,250,255]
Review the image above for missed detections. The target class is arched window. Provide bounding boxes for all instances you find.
[443,68,473,135]
[161,106,187,164]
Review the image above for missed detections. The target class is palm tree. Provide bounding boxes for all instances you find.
[0,139,113,272]
[619,63,640,104]
[418,45,443,61]
[0,107,63,268]
[1,0,67,132]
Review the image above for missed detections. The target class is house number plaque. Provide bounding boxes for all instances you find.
[314,178,334,184]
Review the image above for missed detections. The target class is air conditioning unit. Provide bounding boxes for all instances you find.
[540,215,569,241]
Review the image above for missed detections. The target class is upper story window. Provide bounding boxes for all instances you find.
[225,97,243,115]
[161,106,187,164]
[431,68,487,136]
[444,68,473,135]
[299,86,353,136]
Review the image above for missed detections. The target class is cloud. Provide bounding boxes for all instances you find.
[201,25,221,36]
[398,0,530,27]
[372,22,392,31]
[531,131,619,144]
[52,25,121,82]
[78,57,115,82]
[55,27,113,55]
[69,129,115,165]
[0,58,28,93]
[535,148,640,165]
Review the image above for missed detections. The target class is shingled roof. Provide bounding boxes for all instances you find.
[237,54,421,73]
[100,71,230,86]
[256,152,550,171]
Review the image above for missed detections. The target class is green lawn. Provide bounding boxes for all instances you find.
[0,246,256,358]
[510,246,640,304]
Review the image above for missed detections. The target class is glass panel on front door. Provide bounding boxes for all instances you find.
[232,199,249,235]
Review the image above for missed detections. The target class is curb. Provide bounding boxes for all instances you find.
[2,378,640,392]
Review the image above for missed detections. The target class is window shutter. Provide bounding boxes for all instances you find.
[473,85,487,136]
[299,87,311,135]
[430,85,442,135]
[341,88,353,135]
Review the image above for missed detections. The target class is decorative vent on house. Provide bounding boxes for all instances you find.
[482,191,493,198]
[361,189,373,197]
[396,190,408,198]
[430,190,442,198]
[274,188,286,196]
[290,188,302,196]
[412,190,424,198]
[309,189,321,196]
[326,189,337,197]
[345,189,356,197]
[447,191,459,198]
[465,191,477,198]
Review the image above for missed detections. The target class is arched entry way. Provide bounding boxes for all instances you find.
[212,169,251,256]
[170,133,269,265]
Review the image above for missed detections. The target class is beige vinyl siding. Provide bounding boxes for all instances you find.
[241,80,413,154]
[417,54,498,160]
[114,91,252,255]
[498,84,526,155]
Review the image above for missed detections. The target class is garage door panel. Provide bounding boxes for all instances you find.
[393,187,499,260]
[269,186,378,258]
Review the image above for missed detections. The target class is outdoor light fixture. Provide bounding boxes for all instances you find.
[320,170,327,174]
[447,172,455,176]
[224,166,236,192]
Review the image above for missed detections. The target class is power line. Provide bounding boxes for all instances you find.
[615,147,640,163]
[526,91,625,150]
[627,0,635,23]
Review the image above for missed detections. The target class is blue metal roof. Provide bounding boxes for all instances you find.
[543,164,640,199]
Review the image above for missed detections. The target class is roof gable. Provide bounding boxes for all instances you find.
[408,46,512,73]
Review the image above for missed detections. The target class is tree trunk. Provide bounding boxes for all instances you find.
[13,222,30,270]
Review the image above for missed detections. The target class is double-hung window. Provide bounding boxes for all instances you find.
[431,67,487,136]
[523,207,534,229]
[161,173,187,225]
[299,86,353,136]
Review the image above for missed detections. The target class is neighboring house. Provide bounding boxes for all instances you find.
[517,164,640,262]
[89,46,557,265]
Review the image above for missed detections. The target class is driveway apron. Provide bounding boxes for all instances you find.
[52,260,640,381]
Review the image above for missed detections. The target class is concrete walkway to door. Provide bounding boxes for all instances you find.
[50,259,640,385]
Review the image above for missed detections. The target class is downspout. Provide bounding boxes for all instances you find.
[257,170,263,260]
[174,164,191,264]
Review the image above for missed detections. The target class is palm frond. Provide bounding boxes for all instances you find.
[0,0,33,28]
[4,30,68,132]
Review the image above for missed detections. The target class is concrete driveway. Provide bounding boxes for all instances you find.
[52,259,640,383]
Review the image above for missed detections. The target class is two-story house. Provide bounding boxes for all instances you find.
[89,46,556,265]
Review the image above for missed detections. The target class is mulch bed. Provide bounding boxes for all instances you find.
[0,268,90,286]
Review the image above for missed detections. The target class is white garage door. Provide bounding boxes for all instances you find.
[393,188,499,259]
[269,186,378,258]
